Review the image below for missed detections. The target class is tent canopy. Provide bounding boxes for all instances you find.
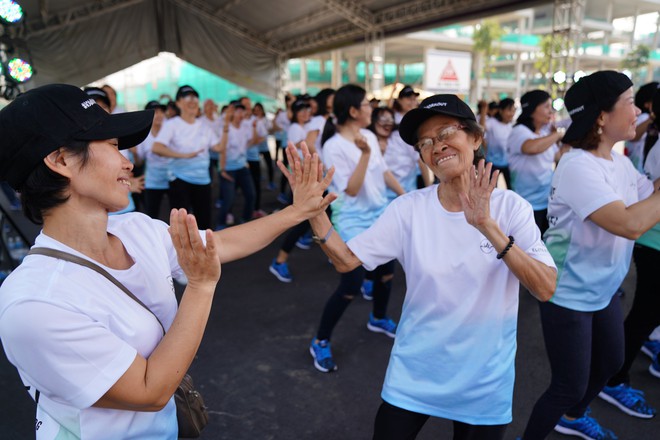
[18,0,546,97]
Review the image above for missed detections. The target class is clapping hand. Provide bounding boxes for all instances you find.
[277,141,337,219]
[168,209,221,290]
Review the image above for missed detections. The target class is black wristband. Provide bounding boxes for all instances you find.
[496,236,515,260]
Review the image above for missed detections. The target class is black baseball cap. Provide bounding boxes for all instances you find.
[399,94,476,146]
[145,100,166,111]
[291,99,311,113]
[563,71,633,143]
[83,87,111,110]
[0,84,153,190]
[175,85,199,100]
[519,90,551,118]
[229,100,246,110]
[398,85,420,99]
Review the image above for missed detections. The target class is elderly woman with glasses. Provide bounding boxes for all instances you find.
[295,94,557,440]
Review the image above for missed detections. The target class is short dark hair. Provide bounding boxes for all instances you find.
[20,140,91,224]
[565,93,619,150]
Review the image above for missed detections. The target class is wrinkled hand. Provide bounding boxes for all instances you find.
[168,209,221,290]
[459,160,498,230]
[277,141,337,219]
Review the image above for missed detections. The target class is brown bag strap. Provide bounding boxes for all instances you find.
[27,247,166,335]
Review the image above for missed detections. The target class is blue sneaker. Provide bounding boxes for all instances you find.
[269,259,292,283]
[641,340,660,360]
[650,354,660,379]
[309,339,337,372]
[598,383,656,418]
[367,313,397,338]
[554,409,617,440]
[295,235,313,250]
[361,279,374,300]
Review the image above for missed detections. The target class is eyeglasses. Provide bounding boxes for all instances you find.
[415,124,465,152]
[377,117,394,125]
[182,95,199,102]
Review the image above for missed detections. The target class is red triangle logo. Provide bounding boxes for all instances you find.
[440,60,459,81]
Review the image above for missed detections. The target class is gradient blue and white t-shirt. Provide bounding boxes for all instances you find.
[625,113,651,173]
[154,117,219,185]
[224,123,252,171]
[383,131,418,199]
[323,129,389,241]
[507,124,558,210]
[246,117,268,162]
[347,187,555,424]
[637,138,660,251]
[136,131,172,190]
[485,119,513,167]
[544,149,653,312]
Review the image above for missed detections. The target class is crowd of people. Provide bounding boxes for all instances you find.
[0,74,659,440]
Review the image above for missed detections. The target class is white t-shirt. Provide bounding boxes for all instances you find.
[200,115,223,160]
[287,122,307,147]
[624,113,651,173]
[485,119,513,167]
[323,129,389,241]
[136,131,172,190]
[383,131,418,193]
[347,187,555,424]
[0,213,193,439]
[224,123,252,171]
[154,117,219,185]
[544,149,653,311]
[507,124,558,210]
[274,110,291,141]
[637,138,660,251]
[305,115,327,153]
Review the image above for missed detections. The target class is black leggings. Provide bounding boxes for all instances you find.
[608,244,660,385]
[248,160,262,211]
[261,150,274,184]
[280,221,311,253]
[373,400,507,440]
[168,179,212,230]
[317,261,395,341]
[144,189,168,220]
[522,296,624,440]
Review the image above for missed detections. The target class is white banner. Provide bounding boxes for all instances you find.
[424,49,472,94]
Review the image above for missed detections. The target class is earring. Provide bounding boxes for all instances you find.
[597,126,603,135]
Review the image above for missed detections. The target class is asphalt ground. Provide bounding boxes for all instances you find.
[0,177,658,440]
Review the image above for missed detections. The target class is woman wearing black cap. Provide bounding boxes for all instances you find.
[152,85,220,230]
[521,71,660,440]
[507,90,565,234]
[298,92,556,439]
[623,82,658,173]
[0,84,333,439]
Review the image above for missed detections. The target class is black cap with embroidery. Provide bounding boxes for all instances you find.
[0,84,153,190]
[519,90,551,119]
[399,94,476,146]
[398,85,420,99]
[83,87,111,110]
[175,85,199,100]
[145,100,167,111]
[562,71,633,143]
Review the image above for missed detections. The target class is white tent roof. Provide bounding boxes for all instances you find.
[19,0,548,96]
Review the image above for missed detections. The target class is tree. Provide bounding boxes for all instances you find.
[622,44,651,85]
[472,19,503,99]
[534,34,567,98]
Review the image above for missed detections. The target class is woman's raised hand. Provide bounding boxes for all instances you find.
[168,209,221,290]
[459,159,499,230]
[277,141,337,219]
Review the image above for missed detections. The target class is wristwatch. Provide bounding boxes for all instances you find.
[312,226,334,244]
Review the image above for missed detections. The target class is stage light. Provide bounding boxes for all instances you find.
[0,0,23,25]
[573,70,587,82]
[553,71,566,85]
[7,57,32,82]
[552,98,565,112]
